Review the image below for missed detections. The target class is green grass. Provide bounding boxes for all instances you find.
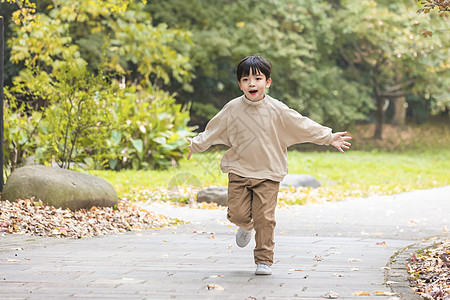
[90,149,450,202]
[89,119,450,204]
[286,150,450,194]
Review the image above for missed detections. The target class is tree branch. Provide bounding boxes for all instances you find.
[383,80,414,93]
[378,91,412,98]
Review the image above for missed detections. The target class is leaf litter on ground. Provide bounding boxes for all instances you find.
[408,239,450,300]
[122,185,367,211]
[0,198,182,238]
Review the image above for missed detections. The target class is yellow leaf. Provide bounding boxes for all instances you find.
[373,291,396,296]
[207,284,224,290]
[352,291,371,296]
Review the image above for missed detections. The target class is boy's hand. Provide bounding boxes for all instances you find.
[331,131,352,154]
[187,138,193,160]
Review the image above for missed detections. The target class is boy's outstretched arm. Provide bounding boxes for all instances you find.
[187,138,194,160]
[331,131,352,154]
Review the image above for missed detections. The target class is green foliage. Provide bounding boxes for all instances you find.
[147,0,373,128]
[2,88,42,173]
[44,0,193,88]
[4,73,192,171]
[147,0,449,134]
[106,86,193,170]
[6,0,193,91]
[39,63,116,169]
[335,0,450,137]
[4,0,193,172]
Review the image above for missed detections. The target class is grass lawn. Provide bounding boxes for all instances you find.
[89,120,450,205]
[90,148,450,205]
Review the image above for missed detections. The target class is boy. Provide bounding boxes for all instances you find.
[187,55,351,275]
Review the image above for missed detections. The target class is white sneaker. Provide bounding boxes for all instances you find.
[255,263,272,275]
[236,227,251,248]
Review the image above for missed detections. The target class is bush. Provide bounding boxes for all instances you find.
[105,85,193,170]
[4,77,193,172]
[3,88,42,174]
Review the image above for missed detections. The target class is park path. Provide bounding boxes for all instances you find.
[0,186,449,299]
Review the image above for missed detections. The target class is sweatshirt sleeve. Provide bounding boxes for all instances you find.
[281,106,333,147]
[190,104,231,153]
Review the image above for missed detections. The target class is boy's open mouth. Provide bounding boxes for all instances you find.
[249,90,258,95]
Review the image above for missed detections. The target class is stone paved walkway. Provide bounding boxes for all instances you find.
[1,186,449,299]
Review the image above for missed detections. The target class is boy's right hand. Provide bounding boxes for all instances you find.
[187,138,193,160]
[331,131,352,154]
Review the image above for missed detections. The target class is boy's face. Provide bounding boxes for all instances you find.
[238,69,271,102]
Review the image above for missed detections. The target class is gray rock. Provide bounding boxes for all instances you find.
[280,174,321,189]
[2,165,118,210]
[197,187,228,206]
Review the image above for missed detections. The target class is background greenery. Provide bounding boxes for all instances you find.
[1,0,449,198]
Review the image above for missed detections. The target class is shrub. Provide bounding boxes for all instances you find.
[105,85,193,170]
[4,74,193,172]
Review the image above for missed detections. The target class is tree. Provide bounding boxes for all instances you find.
[336,0,449,138]
[147,0,372,130]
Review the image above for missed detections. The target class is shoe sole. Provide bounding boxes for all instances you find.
[255,271,272,275]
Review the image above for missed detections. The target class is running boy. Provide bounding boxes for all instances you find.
[187,55,351,275]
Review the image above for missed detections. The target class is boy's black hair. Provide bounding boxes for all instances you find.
[236,55,272,81]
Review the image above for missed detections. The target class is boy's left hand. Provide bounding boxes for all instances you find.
[331,131,352,154]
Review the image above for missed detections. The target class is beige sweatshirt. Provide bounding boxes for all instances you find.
[190,94,333,182]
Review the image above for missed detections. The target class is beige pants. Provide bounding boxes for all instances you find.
[227,173,280,266]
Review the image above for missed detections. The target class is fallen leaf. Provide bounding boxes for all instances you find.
[0,199,178,238]
[352,291,371,296]
[288,268,302,272]
[332,273,344,277]
[351,267,360,271]
[7,259,19,263]
[385,281,399,285]
[207,284,224,291]
[322,291,339,298]
[373,291,396,296]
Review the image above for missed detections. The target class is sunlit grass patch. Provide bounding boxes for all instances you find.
[90,147,449,206]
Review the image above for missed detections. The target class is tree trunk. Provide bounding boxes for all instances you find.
[374,93,384,140]
[391,74,407,126]
[391,96,406,126]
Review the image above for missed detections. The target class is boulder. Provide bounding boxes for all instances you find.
[280,174,321,189]
[2,165,118,210]
[197,187,228,206]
